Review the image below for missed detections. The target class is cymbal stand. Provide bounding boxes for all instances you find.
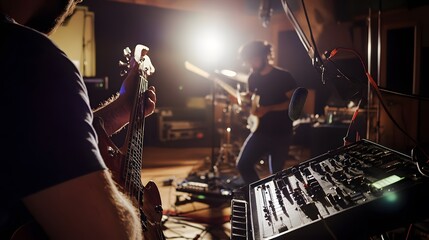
[214,103,239,172]
[206,80,218,186]
[207,88,240,191]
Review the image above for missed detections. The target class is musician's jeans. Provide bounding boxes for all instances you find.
[236,132,292,185]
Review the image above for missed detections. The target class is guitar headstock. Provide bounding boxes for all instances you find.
[119,44,155,79]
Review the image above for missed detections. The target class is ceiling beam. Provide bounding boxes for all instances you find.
[107,0,251,14]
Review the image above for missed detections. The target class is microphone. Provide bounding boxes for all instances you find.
[288,87,308,121]
[259,0,273,28]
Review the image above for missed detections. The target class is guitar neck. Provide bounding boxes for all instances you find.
[122,75,148,198]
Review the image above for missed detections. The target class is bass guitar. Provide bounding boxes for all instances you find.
[10,45,165,240]
[93,44,165,240]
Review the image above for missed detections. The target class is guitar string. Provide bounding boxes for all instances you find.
[123,63,145,202]
[122,55,165,239]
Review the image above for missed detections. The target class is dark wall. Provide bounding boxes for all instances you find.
[83,0,259,104]
[82,0,229,109]
[82,1,190,146]
[81,0,250,146]
[277,30,368,115]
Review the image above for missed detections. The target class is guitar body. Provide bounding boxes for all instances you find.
[246,93,260,133]
[141,181,164,239]
[246,114,259,133]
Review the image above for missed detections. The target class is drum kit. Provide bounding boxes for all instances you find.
[184,61,254,171]
[209,80,254,172]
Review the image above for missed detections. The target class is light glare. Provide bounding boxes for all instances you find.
[193,30,224,63]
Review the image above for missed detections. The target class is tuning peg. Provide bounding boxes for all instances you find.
[119,60,128,67]
[123,47,131,57]
[120,69,128,77]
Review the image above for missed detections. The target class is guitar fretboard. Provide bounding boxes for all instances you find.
[123,75,148,202]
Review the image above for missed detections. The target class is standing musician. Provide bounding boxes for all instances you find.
[236,40,297,185]
[0,0,156,239]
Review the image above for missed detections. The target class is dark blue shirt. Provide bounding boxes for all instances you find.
[248,66,297,135]
[0,13,106,237]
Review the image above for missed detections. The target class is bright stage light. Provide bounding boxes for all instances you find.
[179,13,249,74]
[192,29,224,64]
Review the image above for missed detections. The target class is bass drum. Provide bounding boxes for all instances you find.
[205,94,230,129]
[205,94,250,148]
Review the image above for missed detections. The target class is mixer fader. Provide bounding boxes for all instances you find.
[230,139,429,240]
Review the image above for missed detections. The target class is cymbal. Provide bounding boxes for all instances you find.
[185,61,237,96]
[216,69,248,83]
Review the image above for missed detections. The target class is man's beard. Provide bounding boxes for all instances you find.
[253,60,267,74]
[26,0,73,35]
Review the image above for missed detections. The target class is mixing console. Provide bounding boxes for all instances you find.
[230,139,429,239]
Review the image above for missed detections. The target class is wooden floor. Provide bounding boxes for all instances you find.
[140,145,311,240]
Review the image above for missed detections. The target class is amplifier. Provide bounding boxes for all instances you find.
[156,108,207,142]
[160,121,206,141]
[230,139,429,239]
[84,76,109,90]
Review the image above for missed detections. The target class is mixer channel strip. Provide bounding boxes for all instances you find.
[230,199,249,240]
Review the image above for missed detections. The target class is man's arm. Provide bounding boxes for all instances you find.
[22,170,143,240]
[93,55,156,136]
[252,89,294,117]
[20,49,157,240]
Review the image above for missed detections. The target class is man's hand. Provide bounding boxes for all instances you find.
[119,56,141,102]
[93,46,157,135]
[144,86,156,117]
[252,105,269,118]
[119,53,157,118]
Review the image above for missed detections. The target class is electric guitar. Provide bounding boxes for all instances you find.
[246,93,260,133]
[93,44,165,240]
